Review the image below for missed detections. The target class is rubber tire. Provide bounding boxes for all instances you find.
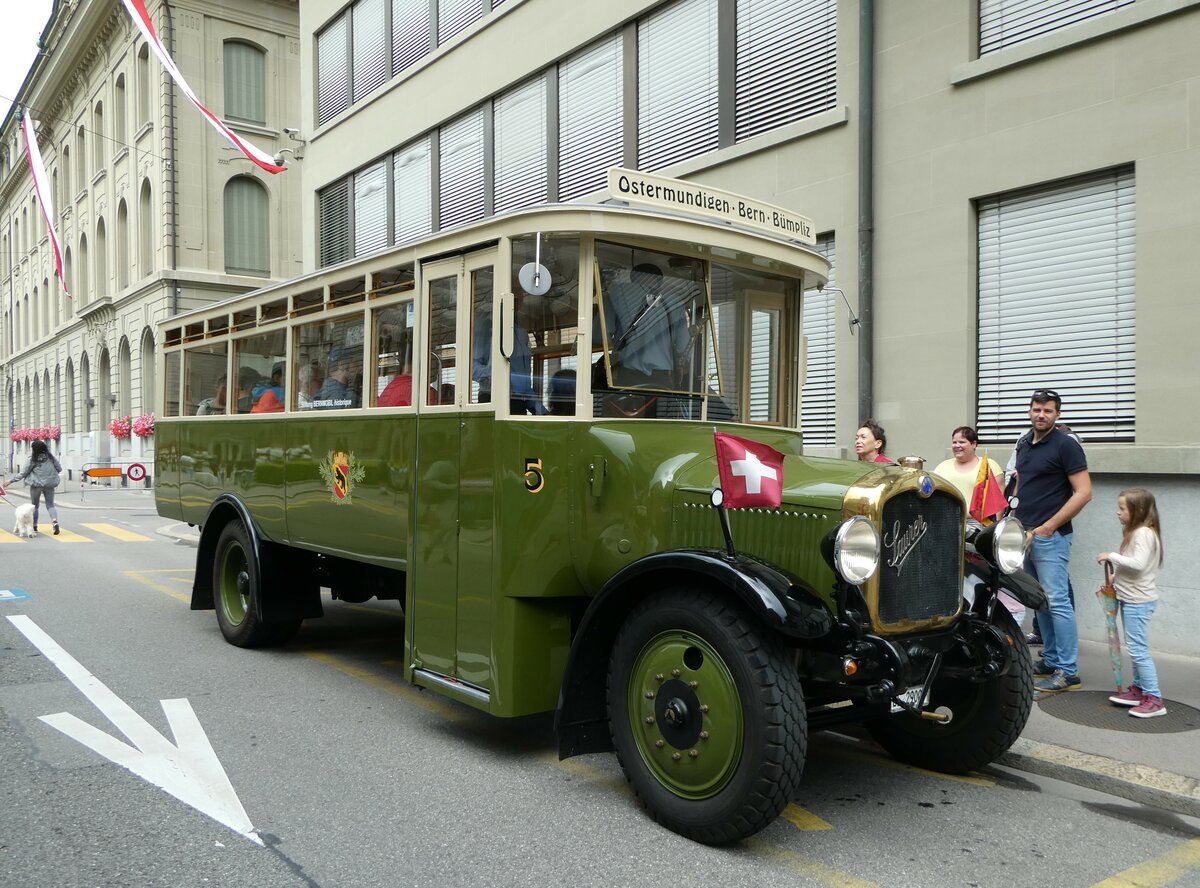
[864,608,1033,774]
[607,588,806,844]
[213,521,299,647]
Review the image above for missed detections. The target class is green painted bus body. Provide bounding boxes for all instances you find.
[156,414,873,718]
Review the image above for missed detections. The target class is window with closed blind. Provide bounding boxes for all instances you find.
[224,41,266,125]
[319,177,352,267]
[439,108,486,229]
[439,0,483,44]
[976,167,1135,442]
[394,136,433,244]
[802,233,836,447]
[354,160,389,257]
[979,0,1135,55]
[736,0,837,142]
[317,14,350,125]
[494,77,547,213]
[558,34,623,201]
[393,0,431,76]
[224,177,270,276]
[638,0,718,171]
[353,0,388,102]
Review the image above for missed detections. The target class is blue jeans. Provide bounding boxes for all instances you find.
[1029,532,1078,677]
[1119,600,1161,698]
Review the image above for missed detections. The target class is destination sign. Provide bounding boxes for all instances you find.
[606,168,816,245]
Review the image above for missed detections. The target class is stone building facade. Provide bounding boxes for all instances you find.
[1,0,302,481]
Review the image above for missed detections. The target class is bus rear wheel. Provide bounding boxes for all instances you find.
[213,521,299,647]
[607,589,806,844]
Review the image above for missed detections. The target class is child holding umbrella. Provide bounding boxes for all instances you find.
[1098,488,1166,719]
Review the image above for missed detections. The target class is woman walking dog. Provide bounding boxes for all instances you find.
[10,440,63,536]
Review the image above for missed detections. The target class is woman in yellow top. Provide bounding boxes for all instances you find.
[935,426,1021,619]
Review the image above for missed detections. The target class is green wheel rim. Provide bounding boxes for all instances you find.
[627,629,744,800]
[217,542,250,627]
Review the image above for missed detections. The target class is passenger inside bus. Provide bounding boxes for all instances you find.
[250,363,285,413]
[472,286,549,416]
[297,362,322,409]
[314,346,361,409]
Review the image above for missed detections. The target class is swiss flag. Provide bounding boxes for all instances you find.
[714,431,785,509]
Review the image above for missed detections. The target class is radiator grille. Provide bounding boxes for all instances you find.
[878,490,962,624]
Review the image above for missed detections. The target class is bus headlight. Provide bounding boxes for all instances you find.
[975,516,1026,575]
[831,516,880,586]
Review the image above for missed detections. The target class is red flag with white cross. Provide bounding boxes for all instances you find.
[713,431,785,509]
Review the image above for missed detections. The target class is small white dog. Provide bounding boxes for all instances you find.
[12,503,36,538]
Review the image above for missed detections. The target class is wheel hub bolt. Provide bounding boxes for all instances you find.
[655,674,664,682]
[645,716,655,724]
[699,731,709,741]
[688,749,699,758]
[699,704,709,713]
[672,752,681,761]
[655,740,664,748]
[688,681,698,689]
[672,669,681,678]
[644,691,655,699]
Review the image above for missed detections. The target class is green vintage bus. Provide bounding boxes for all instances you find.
[156,169,1037,843]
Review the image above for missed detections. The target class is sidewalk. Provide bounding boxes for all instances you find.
[5,482,1198,814]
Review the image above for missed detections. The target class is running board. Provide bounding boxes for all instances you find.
[412,668,491,706]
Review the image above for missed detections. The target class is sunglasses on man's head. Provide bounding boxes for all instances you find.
[1031,389,1060,403]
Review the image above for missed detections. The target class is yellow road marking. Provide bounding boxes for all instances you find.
[747,837,880,887]
[124,570,191,604]
[1092,836,1200,887]
[82,522,153,542]
[818,735,994,787]
[782,803,833,831]
[49,528,92,543]
[0,529,25,543]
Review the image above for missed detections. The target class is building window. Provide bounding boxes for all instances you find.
[354,160,389,256]
[439,0,482,44]
[62,146,71,200]
[318,177,352,267]
[979,0,1134,55]
[393,0,431,76]
[802,233,837,448]
[93,102,104,169]
[353,0,388,102]
[117,200,130,289]
[317,13,351,125]
[976,166,1135,442]
[224,177,270,275]
[493,76,547,213]
[114,75,127,145]
[95,218,108,297]
[558,33,623,201]
[76,125,86,185]
[638,0,719,171]
[139,179,153,277]
[438,107,485,230]
[394,136,432,244]
[137,44,152,126]
[224,41,267,125]
[736,0,837,142]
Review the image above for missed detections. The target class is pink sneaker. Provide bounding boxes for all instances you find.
[1108,686,1143,707]
[1129,694,1167,719]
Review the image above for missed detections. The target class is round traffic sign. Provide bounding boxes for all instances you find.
[127,463,147,482]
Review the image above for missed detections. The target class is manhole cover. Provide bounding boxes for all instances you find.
[1036,690,1200,733]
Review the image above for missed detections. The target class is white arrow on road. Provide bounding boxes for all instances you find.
[6,614,261,845]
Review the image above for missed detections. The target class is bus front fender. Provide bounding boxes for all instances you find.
[555,549,832,759]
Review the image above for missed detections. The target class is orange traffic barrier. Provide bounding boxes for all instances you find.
[84,467,124,478]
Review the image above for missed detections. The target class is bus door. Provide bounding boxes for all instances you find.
[410,251,497,703]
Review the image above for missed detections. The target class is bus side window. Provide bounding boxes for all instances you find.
[186,343,228,416]
[294,314,366,410]
[374,300,418,407]
[511,235,580,417]
[234,330,287,414]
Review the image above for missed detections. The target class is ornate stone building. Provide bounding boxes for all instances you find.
[1,0,301,480]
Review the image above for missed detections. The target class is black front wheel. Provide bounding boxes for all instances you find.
[865,608,1033,773]
[607,588,806,844]
[213,521,299,647]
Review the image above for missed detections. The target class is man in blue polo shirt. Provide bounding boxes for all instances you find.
[1014,389,1092,695]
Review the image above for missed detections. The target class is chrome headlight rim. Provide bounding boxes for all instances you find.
[833,516,880,586]
[992,516,1026,575]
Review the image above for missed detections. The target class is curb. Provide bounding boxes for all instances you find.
[999,737,1200,818]
[156,523,200,546]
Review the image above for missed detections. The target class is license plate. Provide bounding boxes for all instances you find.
[890,686,926,714]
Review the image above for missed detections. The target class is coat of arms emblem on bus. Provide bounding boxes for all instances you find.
[318,451,365,504]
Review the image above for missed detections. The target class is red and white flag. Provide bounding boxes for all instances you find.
[22,115,68,299]
[120,0,287,174]
[714,431,785,509]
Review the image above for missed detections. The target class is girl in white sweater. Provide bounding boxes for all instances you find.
[1098,488,1166,718]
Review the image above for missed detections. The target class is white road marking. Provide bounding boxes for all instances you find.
[5,614,261,845]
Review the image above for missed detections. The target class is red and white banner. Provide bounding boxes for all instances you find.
[21,115,69,300]
[714,431,785,509]
[120,0,287,174]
